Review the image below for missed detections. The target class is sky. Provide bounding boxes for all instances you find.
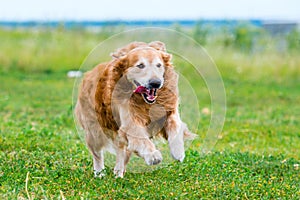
[0,0,300,21]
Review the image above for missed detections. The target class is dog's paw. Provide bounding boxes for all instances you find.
[113,165,125,178]
[144,150,163,165]
[171,148,185,162]
[169,138,185,162]
[94,169,106,178]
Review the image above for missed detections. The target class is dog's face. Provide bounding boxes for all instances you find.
[124,47,170,104]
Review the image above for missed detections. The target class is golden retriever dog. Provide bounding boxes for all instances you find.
[75,41,195,178]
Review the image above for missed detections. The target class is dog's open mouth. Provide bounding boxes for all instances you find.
[133,82,157,104]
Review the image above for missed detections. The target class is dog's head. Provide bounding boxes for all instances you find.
[113,41,172,104]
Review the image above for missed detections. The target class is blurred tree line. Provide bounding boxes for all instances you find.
[175,21,300,53]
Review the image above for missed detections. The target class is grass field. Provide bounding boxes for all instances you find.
[0,27,300,199]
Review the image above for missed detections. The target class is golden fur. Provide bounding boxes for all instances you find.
[75,41,194,178]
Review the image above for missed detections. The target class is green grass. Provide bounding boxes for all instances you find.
[0,28,300,199]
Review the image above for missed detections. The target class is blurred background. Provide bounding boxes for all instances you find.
[0,0,300,71]
[0,0,299,73]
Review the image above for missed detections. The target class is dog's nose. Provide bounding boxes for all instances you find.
[148,79,162,89]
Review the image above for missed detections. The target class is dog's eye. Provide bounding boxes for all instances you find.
[156,63,162,68]
[136,63,145,69]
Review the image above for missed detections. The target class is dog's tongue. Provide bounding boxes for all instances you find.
[134,86,148,94]
[134,86,156,101]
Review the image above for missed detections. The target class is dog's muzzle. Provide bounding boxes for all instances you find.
[133,79,162,104]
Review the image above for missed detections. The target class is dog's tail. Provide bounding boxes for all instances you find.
[182,123,198,140]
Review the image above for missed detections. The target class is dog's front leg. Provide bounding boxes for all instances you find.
[120,125,162,165]
[114,130,131,178]
[165,109,185,162]
[117,104,162,166]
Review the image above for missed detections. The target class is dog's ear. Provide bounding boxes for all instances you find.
[149,41,166,52]
[161,52,172,66]
[111,49,126,59]
[115,55,128,71]
[111,42,147,59]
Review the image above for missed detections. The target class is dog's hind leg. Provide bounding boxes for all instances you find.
[85,126,106,178]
